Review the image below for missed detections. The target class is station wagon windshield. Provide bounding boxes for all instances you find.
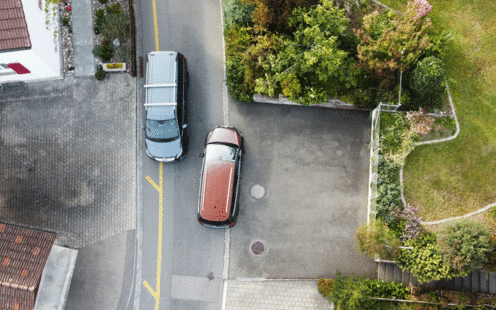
[206,144,237,162]
[146,119,180,142]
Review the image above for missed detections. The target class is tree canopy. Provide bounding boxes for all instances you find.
[254,0,351,105]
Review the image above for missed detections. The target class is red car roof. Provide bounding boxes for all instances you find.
[199,160,235,222]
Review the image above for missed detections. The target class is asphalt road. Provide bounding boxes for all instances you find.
[134,0,377,309]
[136,0,227,309]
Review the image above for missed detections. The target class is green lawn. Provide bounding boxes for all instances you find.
[381,0,496,222]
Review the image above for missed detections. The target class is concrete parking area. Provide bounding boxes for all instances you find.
[0,75,136,248]
[228,102,376,279]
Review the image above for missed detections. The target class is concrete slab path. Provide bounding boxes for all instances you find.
[224,280,334,310]
[72,0,95,76]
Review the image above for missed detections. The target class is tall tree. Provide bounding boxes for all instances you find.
[354,0,433,86]
[255,0,351,105]
[251,0,318,33]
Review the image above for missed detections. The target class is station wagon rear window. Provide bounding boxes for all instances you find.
[205,144,237,162]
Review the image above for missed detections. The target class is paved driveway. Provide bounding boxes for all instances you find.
[228,102,376,279]
[0,75,136,248]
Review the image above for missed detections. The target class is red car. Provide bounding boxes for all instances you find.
[198,126,243,228]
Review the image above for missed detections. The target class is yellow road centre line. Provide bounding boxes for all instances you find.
[152,0,160,51]
[143,162,164,310]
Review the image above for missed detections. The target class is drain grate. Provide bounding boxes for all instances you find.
[251,241,265,255]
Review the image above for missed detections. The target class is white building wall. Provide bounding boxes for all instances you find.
[0,0,61,83]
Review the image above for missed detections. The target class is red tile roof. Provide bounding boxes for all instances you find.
[0,224,56,310]
[0,0,31,52]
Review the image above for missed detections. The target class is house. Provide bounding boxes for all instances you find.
[0,223,77,310]
[0,0,62,83]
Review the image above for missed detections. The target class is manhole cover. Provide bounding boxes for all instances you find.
[250,184,265,199]
[251,241,265,255]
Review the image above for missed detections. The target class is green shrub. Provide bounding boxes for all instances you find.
[325,272,380,310]
[391,203,422,241]
[425,30,454,60]
[490,206,496,218]
[94,9,106,34]
[92,44,113,62]
[409,56,446,109]
[437,220,493,272]
[395,233,466,283]
[224,24,253,58]
[376,183,402,223]
[378,156,400,185]
[379,112,409,157]
[226,57,253,102]
[324,272,406,309]
[375,157,402,225]
[379,112,417,165]
[433,115,456,135]
[61,16,70,26]
[337,31,360,59]
[115,45,129,62]
[105,3,123,15]
[317,278,334,298]
[354,2,433,87]
[223,0,255,30]
[100,13,129,42]
[354,219,401,260]
[95,69,106,80]
[483,235,496,273]
[96,9,105,19]
[98,0,108,4]
[251,0,318,34]
[318,275,409,305]
[253,0,350,105]
[363,278,408,300]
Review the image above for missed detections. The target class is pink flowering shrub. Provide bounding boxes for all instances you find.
[406,108,436,135]
[391,203,422,241]
[414,0,432,20]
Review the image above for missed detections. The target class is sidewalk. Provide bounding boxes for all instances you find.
[224,279,334,310]
[72,0,94,75]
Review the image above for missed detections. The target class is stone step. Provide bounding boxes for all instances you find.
[490,272,496,295]
[377,261,496,295]
[378,262,386,281]
[386,263,394,282]
[394,264,402,283]
[472,271,480,292]
[401,269,410,286]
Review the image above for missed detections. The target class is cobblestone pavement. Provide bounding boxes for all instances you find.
[225,280,334,310]
[0,74,136,248]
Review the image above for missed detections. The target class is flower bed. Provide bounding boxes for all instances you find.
[102,62,126,72]
[91,0,132,69]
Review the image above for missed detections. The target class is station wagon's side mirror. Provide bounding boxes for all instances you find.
[199,153,205,158]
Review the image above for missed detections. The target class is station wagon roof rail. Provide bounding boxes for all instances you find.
[144,102,177,106]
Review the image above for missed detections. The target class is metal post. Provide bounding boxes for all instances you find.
[398,70,403,106]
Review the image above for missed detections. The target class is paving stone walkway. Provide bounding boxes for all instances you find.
[0,74,136,248]
[224,280,334,310]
